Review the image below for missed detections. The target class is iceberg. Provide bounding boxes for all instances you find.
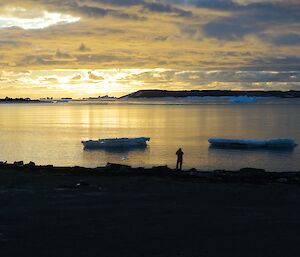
[82,137,150,150]
[229,96,256,104]
[208,138,297,149]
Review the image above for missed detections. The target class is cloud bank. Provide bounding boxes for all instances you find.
[0,0,299,96]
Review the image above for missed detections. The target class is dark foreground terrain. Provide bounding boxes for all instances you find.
[1,164,300,257]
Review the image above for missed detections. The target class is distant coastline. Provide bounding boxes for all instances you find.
[2,90,300,102]
[121,90,300,99]
[0,97,41,103]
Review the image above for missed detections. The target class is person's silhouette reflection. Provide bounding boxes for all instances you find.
[176,148,184,170]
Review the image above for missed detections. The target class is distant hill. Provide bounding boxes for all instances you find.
[121,90,300,99]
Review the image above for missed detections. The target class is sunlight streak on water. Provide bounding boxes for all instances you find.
[0,100,299,171]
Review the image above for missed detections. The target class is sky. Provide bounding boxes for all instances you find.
[0,0,299,98]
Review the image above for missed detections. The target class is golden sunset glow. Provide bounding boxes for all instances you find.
[0,0,299,98]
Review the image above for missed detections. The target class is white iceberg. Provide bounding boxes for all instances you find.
[82,137,150,149]
[229,96,257,104]
[208,138,297,149]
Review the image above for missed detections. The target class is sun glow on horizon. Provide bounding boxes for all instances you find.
[0,0,299,97]
[0,69,172,98]
[1,68,299,99]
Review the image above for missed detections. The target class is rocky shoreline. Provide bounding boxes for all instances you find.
[1,161,300,184]
[2,161,300,257]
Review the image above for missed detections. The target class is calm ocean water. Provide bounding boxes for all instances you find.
[0,98,300,171]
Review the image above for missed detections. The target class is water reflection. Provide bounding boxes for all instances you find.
[83,145,149,153]
[82,146,150,166]
[0,101,299,171]
[209,144,296,152]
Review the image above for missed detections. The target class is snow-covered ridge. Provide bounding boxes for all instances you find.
[208,138,297,149]
[82,137,150,149]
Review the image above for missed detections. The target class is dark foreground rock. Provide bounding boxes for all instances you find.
[0,162,299,184]
[1,164,300,257]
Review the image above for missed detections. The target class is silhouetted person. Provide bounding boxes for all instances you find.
[176,148,184,170]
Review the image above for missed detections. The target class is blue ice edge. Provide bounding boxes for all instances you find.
[208,138,297,149]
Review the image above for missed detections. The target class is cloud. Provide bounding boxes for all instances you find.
[75,54,129,63]
[58,1,146,20]
[0,0,146,21]
[203,17,257,40]
[71,74,82,80]
[142,2,192,17]
[55,49,73,59]
[0,39,30,47]
[88,71,104,80]
[250,56,300,71]
[78,43,91,52]
[124,69,300,84]
[200,2,300,40]
[77,5,108,17]
[89,0,144,6]
[19,55,72,66]
[271,33,300,46]
[233,0,300,5]
[0,0,299,92]
[0,10,80,30]
[41,77,59,83]
[169,0,247,11]
[1,68,300,98]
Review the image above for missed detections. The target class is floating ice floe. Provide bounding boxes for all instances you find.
[208,138,297,149]
[82,137,150,149]
[229,96,257,104]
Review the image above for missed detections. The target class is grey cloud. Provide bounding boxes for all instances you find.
[78,43,91,52]
[169,0,238,10]
[86,0,144,6]
[250,56,300,71]
[143,2,192,17]
[78,5,108,16]
[124,70,176,83]
[75,53,130,62]
[212,51,253,57]
[172,0,300,13]
[19,55,72,66]
[0,40,30,47]
[77,4,145,20]
[202,17,258,40]
[175,70,300,84]
[153,36,169,41]
[94,27,125,34]
[110,10,146,20]
[116,68,300,91]
[17,51,135,67]
[198,2,300,40]
[271,34,300,46]
[55,49,73,59]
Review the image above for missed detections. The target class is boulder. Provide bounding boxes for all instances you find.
[13,161,24,167]
[106,162,131,171]
[24,161,36,168]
